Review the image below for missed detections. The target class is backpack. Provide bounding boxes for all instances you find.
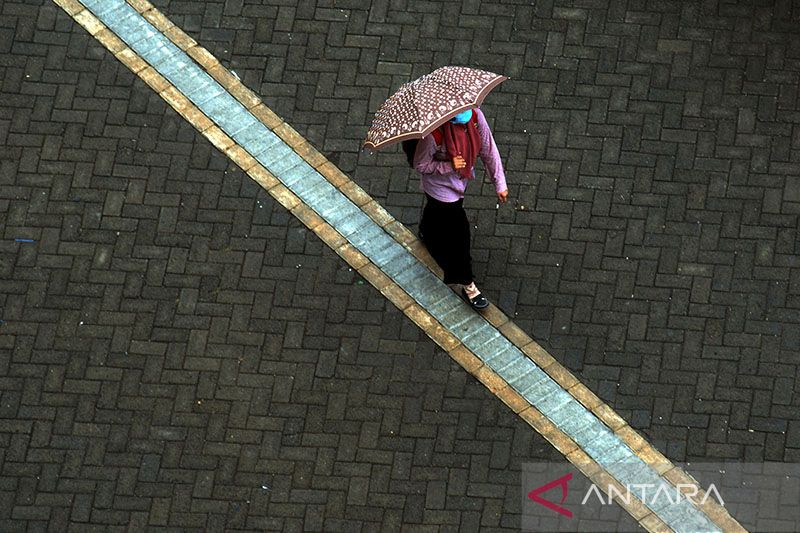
[401,111,479,167]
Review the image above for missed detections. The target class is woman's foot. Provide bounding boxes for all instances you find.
[462,282,489,310]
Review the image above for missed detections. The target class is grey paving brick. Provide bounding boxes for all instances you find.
[129,32,176,63]
[350,231,394,265]
[519,377,564,409]
[424,290,462,317]
[605,457,662,491]
[435,304,479,333]
[291,177,337,207]
[125,24,161,52]
[209,100,253,136]
[103,6,146,39]
[196,92,238,122]
[475,337,517,369]
[159,54,203,84]
[494,354,536,382]
[254,142,295,172]
[234,124,282,157]
[179,71,218,103]
[83,0,127,20]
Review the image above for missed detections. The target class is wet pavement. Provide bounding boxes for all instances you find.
[1,0,798,530]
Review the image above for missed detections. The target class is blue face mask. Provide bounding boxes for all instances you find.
[450,109,473,124]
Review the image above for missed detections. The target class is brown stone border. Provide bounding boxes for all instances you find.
[55,1,746,531]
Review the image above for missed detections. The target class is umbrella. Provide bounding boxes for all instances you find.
[363,66,507,151]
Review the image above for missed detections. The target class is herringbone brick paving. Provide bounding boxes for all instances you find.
[1,0,798,530]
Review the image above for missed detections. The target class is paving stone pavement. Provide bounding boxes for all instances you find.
[1,0,798,531]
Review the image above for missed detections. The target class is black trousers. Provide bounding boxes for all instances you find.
[419,194,474,285]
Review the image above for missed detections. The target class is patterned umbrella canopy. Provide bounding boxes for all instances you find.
[363,66,507,150]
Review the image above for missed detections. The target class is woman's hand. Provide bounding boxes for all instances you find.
[497,189,509,204]
[452,156,466,170]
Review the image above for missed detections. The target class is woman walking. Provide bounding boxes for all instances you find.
[413,107,508,310]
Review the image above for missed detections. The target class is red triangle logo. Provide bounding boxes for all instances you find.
[527,472,573,518]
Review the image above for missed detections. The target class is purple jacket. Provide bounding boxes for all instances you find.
[412,108,507,202]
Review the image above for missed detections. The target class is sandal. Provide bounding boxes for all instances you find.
[462,287,489,311]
